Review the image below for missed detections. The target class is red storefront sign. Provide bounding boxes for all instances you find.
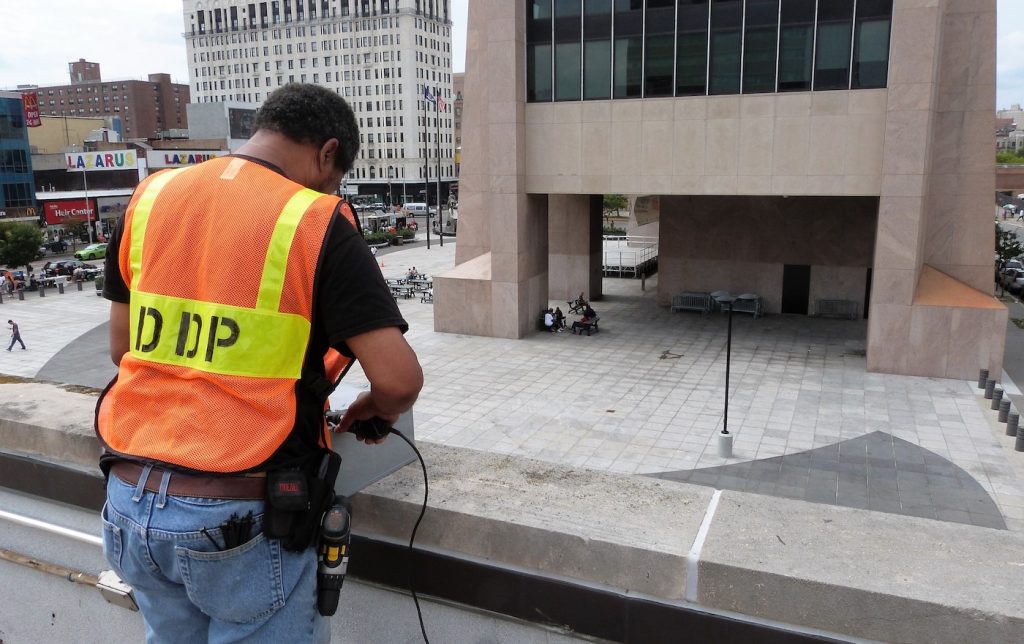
[44,199,96,226]
[22,92,41,127]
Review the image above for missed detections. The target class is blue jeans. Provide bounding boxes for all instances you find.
[102,467,329,643]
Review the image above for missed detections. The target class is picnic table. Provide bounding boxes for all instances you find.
[390,284,416,299]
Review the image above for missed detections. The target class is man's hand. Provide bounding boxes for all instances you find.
[334,391,397,444]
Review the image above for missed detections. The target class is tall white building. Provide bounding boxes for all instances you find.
[181,0,456,204]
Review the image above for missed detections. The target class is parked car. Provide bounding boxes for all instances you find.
[39,240,68,255]
[74,243,107,260]
[42,260,99,278]
[1002,268,1024,293]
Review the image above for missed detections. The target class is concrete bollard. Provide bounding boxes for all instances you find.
[58,283,64,295]
[17,290,24,301]
[1017,425,1024,452]
[992,388,1004,410]
[717,432,733,458]
[979,369,990,389]
[76,281,82,291]
[999,400,1011,423]
[1007,412,1019,437]
[985,379,996,399]
[38,286,44,297]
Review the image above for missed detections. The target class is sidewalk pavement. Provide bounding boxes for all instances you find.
[6,241,1024,533]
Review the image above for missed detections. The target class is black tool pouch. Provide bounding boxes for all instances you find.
[264,451,341,552]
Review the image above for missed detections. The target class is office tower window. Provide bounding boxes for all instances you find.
[613,0,644,99]
[583,0,612,99]
[743,0,779,93]
[525,0,889,101]
[852,0,892,89]
[815,0,854,90]
[708,0,742,94]
[676,0,709,96]
[527,0,553,101]
[778,0,815,91]
[554,0,582,101]
[644,0,675,97]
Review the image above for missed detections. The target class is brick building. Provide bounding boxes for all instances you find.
[27,60,189,140]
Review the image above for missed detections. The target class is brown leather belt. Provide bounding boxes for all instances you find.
[110,461,266,500]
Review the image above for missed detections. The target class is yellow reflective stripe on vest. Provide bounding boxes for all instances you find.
[256,188,322,312]
[129,291,310,378]
[128,168,189,290]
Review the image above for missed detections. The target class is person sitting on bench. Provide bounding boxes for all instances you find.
[554,307,566,332]
[543,308,556,332]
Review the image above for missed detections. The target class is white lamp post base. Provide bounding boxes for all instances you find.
[717,432,733,458]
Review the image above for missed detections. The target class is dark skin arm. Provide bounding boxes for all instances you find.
[109,302,130,365]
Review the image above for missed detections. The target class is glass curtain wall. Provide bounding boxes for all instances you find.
[742,0,779,93]
[525,0,892,101]
[613,0,644,98]
[554,0,583,101]
[852,0,893,89]
[708,0,743,95]
[645,0,676,97]
[527,0,553,101]
[676,1,710,96]
[777,0,815,91]
[583,0,613,99]
[814,0,854,90]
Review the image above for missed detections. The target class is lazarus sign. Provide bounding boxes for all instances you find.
[148,150,227,169]
[65,150,138,172]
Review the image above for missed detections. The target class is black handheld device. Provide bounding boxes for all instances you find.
[324,411,393,441]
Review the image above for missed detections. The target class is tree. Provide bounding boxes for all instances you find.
[64,221,88,250]
[603,194,628,216]
[997,223,1023,265]
[0,223,44,272]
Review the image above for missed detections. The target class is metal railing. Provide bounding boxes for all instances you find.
[602,235,658,278]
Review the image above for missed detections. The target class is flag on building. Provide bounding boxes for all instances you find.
[437,95,447,111]
[422,86,435,104]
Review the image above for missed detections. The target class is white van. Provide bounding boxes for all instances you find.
[403,202,428,217]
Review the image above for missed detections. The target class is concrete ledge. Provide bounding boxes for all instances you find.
[353,443,711,600]
[699,492,1024,643]
[0,382,100,469]
[2,382,1024,642]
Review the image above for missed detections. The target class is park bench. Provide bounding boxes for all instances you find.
[814,299,858,320]
[671,292,712,316]
[571,315,600,336]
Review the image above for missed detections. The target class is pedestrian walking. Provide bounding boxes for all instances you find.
[7,319,25,351]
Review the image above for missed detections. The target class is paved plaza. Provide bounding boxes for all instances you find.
[5,238,1024,533]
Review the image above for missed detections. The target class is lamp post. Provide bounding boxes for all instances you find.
[710,291,756,458]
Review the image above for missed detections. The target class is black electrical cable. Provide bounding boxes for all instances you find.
[389,427,430,644]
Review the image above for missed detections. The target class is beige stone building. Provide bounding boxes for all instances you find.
[435,0,1003,380]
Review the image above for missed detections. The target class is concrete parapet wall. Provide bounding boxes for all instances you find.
[2,382,1023,642]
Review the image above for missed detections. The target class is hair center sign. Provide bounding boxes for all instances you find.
[65,150,138,172]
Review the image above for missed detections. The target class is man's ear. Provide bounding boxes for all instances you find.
[319,138,340,169]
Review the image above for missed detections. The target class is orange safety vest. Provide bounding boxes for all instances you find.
[96,157,355,473]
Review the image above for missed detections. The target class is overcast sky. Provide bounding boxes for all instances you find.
[0,0,1021,108]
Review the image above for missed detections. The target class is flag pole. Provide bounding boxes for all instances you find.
[436,88,443,247]
[423,86,430,250]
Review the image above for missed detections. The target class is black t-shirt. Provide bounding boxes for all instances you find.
[102,156,407,472]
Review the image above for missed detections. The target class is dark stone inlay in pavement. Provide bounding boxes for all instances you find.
[649,431,1006,530]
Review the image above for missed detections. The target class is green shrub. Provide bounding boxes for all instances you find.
[364,231,391,245]
[603,225,627,236]
[398,227,416,239]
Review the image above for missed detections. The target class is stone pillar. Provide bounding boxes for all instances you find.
[867,0,1005,379]
[549,194,602,302]
[435,0,549,338]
